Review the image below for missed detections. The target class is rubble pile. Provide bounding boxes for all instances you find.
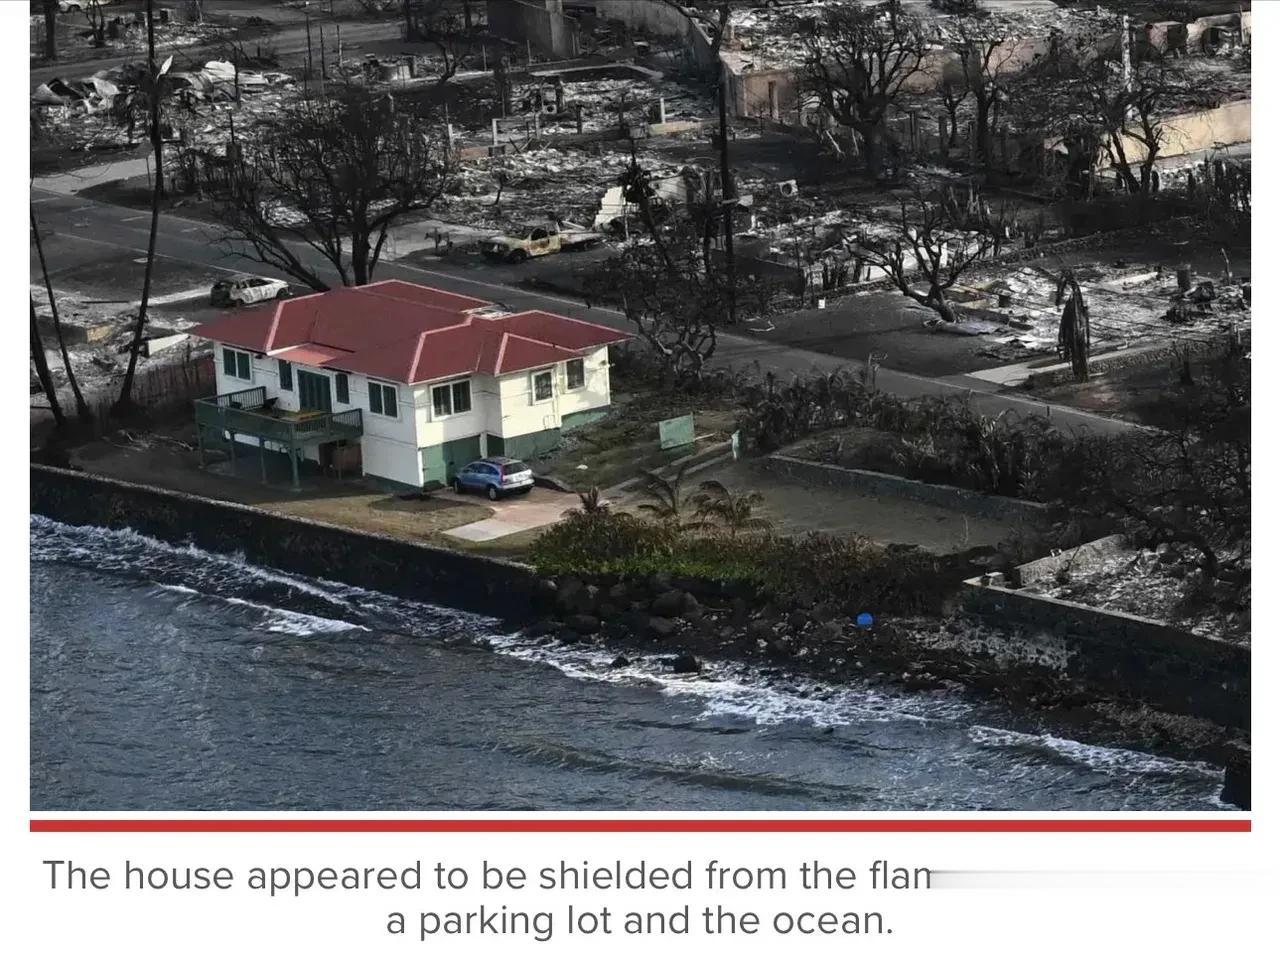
[439,146,645,232]
[30,285,206,400]
[32,59,298,163]
[1024,547,1249,645]
[964,262,1251,360]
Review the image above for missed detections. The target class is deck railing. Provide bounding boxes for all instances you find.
[194,387,363,448]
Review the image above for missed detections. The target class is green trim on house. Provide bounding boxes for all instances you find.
[486,433,505,456]
[421,435,484,485]
[421,444,447,486]
[442,435,482,479]
[500,427,562,461]
[560,408,609,433]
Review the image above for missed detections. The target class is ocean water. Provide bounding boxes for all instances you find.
[29,516,1227,811]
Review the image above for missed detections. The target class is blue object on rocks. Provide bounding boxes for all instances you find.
[856,612,874,629]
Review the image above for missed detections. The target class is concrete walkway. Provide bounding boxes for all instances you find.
[442,487,577,542]
[33,157,151,196]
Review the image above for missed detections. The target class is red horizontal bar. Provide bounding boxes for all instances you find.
[29,819,1250,834]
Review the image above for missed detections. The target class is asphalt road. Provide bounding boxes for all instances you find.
[30,187,1139,436]
[32,10,404,89]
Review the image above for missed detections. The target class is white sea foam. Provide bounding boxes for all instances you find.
[968,725,1222,782]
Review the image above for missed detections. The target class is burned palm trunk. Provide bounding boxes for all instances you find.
[30,296,66,430]
[1056,272,1091,382]
[115,0,165,415]
[31,207,91,423]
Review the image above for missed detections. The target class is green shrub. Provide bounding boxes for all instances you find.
[530,512,945,614]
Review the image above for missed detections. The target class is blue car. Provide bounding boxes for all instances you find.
[452,457,535,501]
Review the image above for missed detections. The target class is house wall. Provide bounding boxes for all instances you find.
[211,341,423,489]
[210,343,615,487]
[486,0,581,59]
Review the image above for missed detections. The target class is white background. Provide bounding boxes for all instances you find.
[7,2,1276,956]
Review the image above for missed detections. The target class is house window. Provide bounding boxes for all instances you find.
[222,347,251,381]
[368,381,399,418]
[278,359,293,391]
[335,373,349,404]
[566,358,585,390]
[432,379,472,418]
[532,370,554,402]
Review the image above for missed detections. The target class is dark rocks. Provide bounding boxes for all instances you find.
[607,582,630,604]
[668,653,702,674]
[765,638,792,660]
[609,654,631,669]
[528,619,559,637]
[813,621,845,645]
[651,589,695,618]
[533,579,558,611]
[555,576,593,614]
[648,616,678,638]
[1221,757,1251,810]
[566,613,601,635]
[787,610,810,632]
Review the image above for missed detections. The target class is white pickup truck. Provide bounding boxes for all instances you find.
[481,222,605,263]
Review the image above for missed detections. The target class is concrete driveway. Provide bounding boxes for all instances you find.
[441,486,579,543]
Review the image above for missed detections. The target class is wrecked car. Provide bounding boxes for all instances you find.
[481,222,605,263]
[210,275,292,307]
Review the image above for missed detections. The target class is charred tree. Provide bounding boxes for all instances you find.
[856,192,993,324]
[798,4,926,178]
[1055,270,1091,382]
[30,296,66,430]
[213,82,454,289]
[115,0,170,415]
[31,207,91,423]
[42,0,58,60]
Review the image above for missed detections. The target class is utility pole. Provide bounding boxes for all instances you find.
[305,9,314,93]
[718,63,738,326]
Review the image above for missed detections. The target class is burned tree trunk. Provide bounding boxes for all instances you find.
[1056,271,1090,382]
[31,207,91,423]
[30,297,65,430]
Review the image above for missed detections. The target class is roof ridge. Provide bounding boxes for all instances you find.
[406,330,431,384]
[494,330,510,373]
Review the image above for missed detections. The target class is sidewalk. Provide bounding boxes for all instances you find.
[33,156,151,197]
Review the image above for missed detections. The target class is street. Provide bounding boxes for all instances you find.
[30,186,1139,436]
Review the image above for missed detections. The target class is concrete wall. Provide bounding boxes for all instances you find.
[593,0,716,70]
[30,465,539,619]
[762,454,1053,525]
[486,0,581,59]
[1116,98,1251,161]
[964,578,1249,728]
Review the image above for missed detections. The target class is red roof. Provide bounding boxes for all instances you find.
[190,280,630,385]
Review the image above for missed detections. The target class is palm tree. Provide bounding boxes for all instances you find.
[568,486,611,516]
[636,468,696,526]
[691,480,773,538]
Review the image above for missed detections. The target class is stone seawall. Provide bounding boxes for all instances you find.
[964,579,1249,729]
[30,466,539,620]
[762,454,1051,525]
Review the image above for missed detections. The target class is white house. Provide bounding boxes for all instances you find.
[190,280,630,489]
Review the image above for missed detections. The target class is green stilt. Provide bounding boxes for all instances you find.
[259,440,268,484]
[196,423,206,469]
[290,446,300,491]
